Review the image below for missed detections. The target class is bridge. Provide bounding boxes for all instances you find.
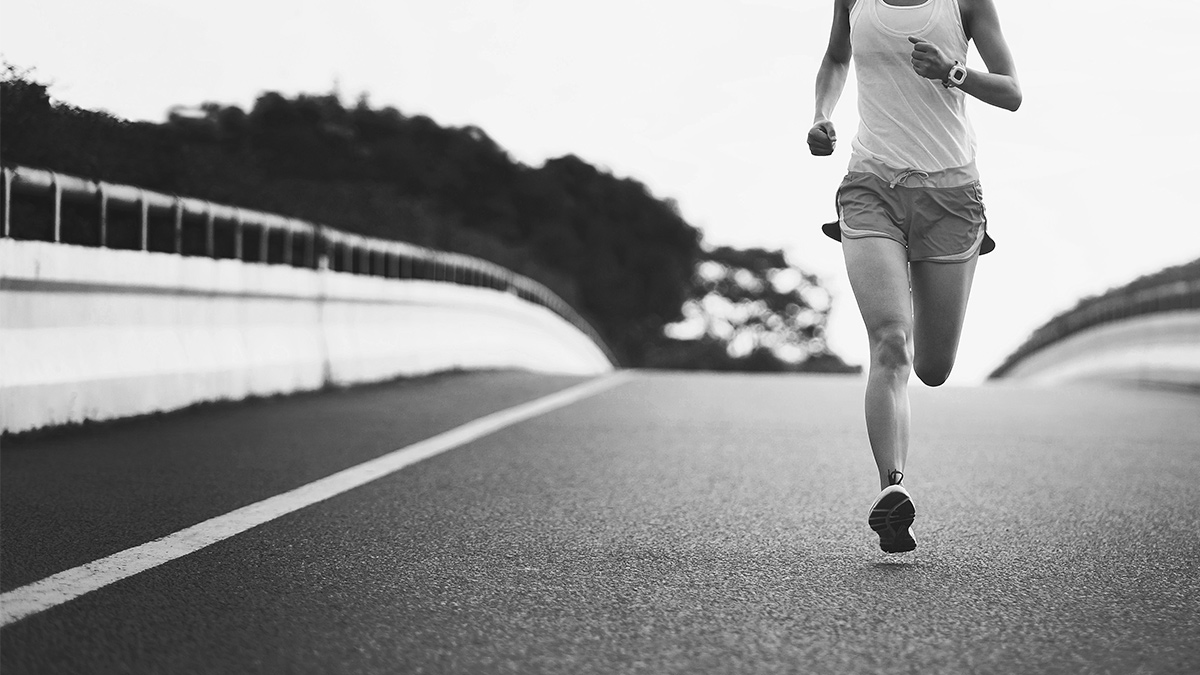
[2,168,1198,673]
[989,256,1200,389]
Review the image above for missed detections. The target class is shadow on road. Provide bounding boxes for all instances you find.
[868,559,919,571]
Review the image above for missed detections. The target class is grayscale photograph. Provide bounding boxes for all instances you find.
[2,0,1198,673]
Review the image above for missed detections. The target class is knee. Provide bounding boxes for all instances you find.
[869,322,912,374]
[915,357,953,387]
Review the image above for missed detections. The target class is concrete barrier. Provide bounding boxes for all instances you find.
[0,239,613,434]
[997,310,1200,389]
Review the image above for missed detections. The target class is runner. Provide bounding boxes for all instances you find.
[808,0,1021,552]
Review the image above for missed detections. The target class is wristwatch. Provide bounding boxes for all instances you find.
[943,61,967,88]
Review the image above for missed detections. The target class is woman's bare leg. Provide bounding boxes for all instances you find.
[842,236,913,490]
[910,256,979,387]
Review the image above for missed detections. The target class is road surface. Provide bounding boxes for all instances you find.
[2,370,1198,673]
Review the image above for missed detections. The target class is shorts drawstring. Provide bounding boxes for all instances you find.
[888,168,929,189]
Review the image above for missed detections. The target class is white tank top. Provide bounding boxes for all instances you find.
[848,0,976,174]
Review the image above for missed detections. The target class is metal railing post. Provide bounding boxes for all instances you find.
[259,223,270,263]
[205,205,215,258]
[99,186,109,247]
[3,167,11,238]
[139,190,149,251]
[174,199,184,254]
[53,175,62,242]
[284,227,294,266]
[234,211,244,260]
[306,230,316,269]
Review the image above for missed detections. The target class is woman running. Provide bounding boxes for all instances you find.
[808,0,1021,552]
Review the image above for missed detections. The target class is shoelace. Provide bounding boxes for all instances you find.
[888,469,904,486]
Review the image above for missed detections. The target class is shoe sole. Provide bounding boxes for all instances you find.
[869,488,916,553]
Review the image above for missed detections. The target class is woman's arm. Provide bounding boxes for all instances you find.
[809,0,853,156]
[909,0,1022,111]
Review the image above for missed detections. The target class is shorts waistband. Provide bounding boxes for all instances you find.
[846,156,980,188]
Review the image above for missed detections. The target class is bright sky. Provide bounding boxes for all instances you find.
[4,0,1199,382]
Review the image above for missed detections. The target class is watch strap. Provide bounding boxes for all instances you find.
[942,61,967,89]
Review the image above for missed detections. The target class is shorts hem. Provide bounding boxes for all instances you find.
[911,225,987,263]
[910,254,978,264]
[838,225,906,249]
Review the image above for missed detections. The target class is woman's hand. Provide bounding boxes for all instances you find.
[808,120,837,156]
[908,36,953,82]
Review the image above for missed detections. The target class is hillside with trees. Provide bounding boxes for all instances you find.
[1,65,857,373]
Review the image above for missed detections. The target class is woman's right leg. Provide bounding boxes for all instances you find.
[841,236,913,491]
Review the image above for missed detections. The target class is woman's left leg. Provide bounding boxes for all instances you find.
[910,255,979,386]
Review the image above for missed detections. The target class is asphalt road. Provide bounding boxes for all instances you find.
[2,370,1198,674]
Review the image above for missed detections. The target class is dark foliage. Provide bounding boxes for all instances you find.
[2,65,851,372]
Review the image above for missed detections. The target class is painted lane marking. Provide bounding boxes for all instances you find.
[0,371,633,627]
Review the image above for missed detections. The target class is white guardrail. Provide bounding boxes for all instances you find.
[993,310,1200,389]
[989,264,1200,388]
[0,165,613,360]
[0,165,616,433]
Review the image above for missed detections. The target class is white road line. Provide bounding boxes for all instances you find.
[0,371,633,627]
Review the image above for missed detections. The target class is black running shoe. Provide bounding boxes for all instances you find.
[868,473,916,553]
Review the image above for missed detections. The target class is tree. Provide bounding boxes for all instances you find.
[646,246,859,373]
[1,69,857,372]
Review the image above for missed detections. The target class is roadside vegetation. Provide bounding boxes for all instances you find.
[1,65,858,373]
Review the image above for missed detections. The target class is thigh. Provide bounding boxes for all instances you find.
[842,235,912,334]
[909,256,979,361]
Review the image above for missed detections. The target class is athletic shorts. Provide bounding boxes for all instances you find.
[826,171,994,263]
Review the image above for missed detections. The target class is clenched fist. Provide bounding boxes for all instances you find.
[808,120,837,156]
[908,36,953,82]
